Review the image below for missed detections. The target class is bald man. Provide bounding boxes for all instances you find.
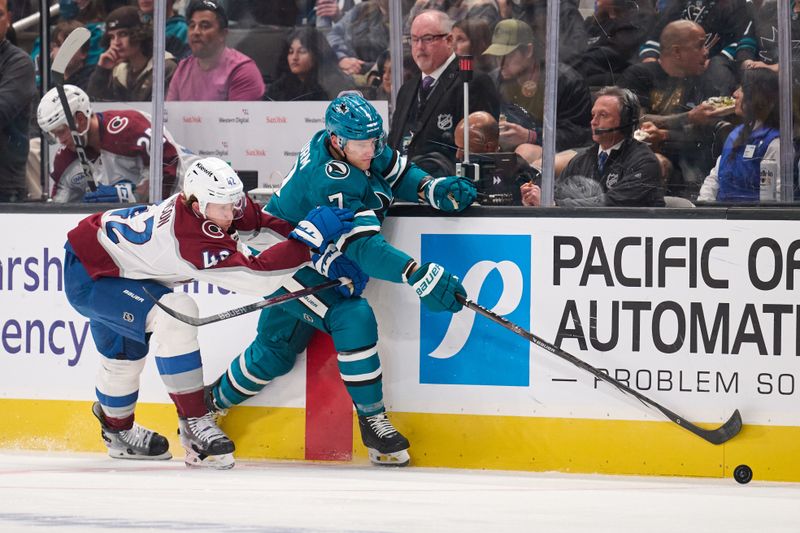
[619,20,722,200]
[639,0,747,96]
[454,111,541,206]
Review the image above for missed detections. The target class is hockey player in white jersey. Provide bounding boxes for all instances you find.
[63,157,366,469]
[37,84,198,203]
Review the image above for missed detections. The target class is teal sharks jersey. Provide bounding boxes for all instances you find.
[267,130,429,283]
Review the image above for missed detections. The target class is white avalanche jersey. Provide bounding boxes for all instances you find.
[66,193,312,297]
[51,109,200,203]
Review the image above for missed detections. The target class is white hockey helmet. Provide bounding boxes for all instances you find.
[183,157,245,219]
[37,85,92,136]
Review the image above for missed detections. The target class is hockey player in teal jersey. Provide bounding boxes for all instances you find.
[206,92,477,466]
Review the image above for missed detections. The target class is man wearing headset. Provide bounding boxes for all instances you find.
[522,86,664,207]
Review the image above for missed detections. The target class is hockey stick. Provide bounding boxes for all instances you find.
[50,26,96,191]
[455,294,743,445]
[144,278,344,327]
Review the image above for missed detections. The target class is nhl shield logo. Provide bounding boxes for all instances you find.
[437,113,453,131]
[325,160,350,179]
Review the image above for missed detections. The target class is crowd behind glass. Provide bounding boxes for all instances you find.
[1,0,797,206]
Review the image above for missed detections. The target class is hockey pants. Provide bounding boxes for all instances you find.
[213,266,384,416]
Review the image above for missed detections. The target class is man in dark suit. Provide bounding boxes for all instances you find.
[387,9,500,175]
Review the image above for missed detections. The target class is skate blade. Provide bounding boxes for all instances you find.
[368,448,410,467]
[107,448,172,461]
[183,449,235,470]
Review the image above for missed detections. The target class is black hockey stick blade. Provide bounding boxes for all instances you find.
[456,294,743,445]
[50,27,96,192]
[144,278,344,327]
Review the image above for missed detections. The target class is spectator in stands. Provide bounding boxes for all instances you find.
[406,0,501,29]
[0,0,36,202]
[64,0,107,66]
[88,6,177,101]
[639,0,750,96]
[454,111,542,206]
[313,0,364,28]
[451,17,495,74]
[483,18,592,152]
[327,0,389,76]
[265,26,354,101]
[50,20,95,91]
[698,68,781,202]
[542,86,664,207]
[167,0,265,101]
[138,0,191,60]
[736,0,800,77]
[388,10,500,173]
[619,20,721,198]
[509,0,588,64]
[29,0,106,89]
[569,0,655,87]
[364,49,392,100]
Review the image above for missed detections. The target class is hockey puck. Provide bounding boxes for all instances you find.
[734,464,753,484]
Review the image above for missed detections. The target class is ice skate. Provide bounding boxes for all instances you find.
[358,412,410,467]
[204,380,228,422]
[178,412,235,470]
[91,402,171,460]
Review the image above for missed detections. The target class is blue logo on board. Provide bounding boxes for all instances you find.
[419,234,531,387]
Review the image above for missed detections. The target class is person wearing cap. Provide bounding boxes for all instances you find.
[387,9,500,174]
[87,5,178,101]
[167,0,265,101]
[483,18,592,153]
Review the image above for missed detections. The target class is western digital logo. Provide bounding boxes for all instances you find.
[419,234,531,387]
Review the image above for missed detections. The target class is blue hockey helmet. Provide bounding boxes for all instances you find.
[325,92,386,153]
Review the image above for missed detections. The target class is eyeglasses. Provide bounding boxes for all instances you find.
[408,33,448,46]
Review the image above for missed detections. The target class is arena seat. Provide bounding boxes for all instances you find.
[226,25,292,85]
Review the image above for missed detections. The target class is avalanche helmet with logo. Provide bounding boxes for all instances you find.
[37,85,92,137]
[325,91,386,153]
[183,157,245,219]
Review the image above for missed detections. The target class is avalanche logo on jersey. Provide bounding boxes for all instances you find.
[419,234,531,387]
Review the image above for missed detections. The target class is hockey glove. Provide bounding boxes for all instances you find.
[312,244,369,297]
[407,262,465,313]
[421,176,477,213]
[83,181,136,203]
[291,206,354,250]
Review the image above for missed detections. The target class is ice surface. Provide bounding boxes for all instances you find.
[0,451,797,532]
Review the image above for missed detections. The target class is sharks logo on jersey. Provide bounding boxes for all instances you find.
[373,191,392,221]
[325,160,350,179]
[419,234,532,387]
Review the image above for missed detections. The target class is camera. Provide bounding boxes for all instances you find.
[457,153,539,206]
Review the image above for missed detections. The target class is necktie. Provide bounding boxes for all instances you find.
[597,151,609,174]
[421,75,434,96]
